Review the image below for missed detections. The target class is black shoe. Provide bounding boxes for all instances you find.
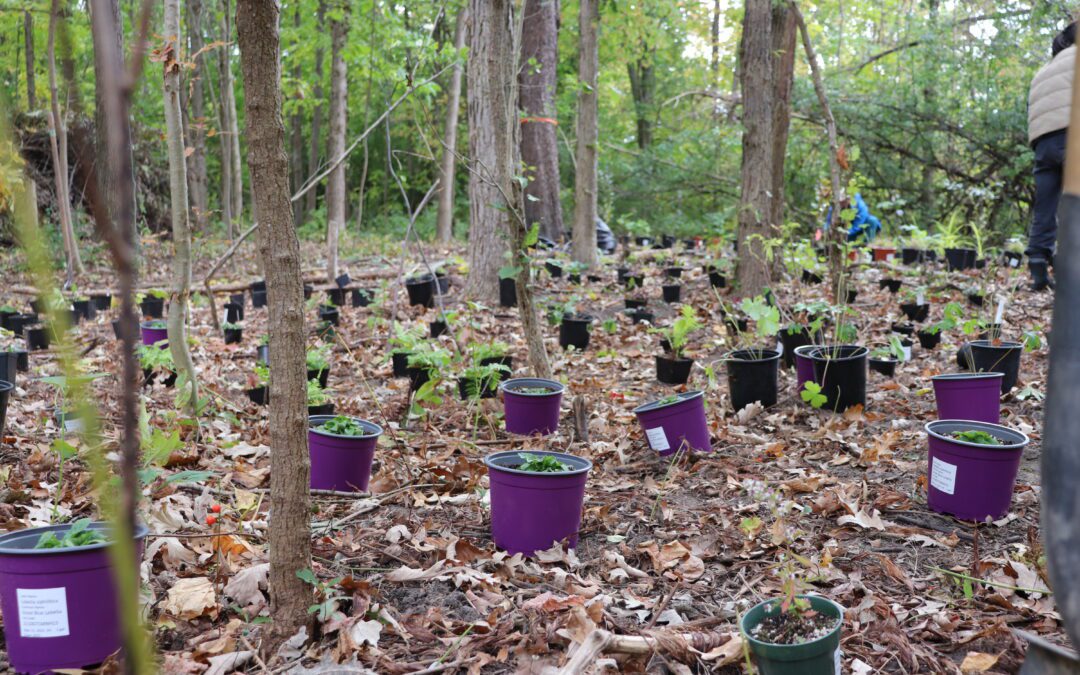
[1030,261,1055,291]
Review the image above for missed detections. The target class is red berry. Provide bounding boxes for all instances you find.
[211,504,222,513]
[206,515,217,526]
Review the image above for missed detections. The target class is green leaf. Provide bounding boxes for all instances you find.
[164,470,215,485]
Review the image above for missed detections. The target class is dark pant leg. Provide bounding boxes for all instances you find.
[1027,130,1068,262]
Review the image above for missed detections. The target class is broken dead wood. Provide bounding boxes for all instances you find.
[557,628,743,674]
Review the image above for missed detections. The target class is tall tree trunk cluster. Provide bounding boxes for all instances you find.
[571,0,599,267]
[435,5,469,243]
[46,0,83,280]
[185,0,209,232]
[325,1,349,282]
[219,0,243,239]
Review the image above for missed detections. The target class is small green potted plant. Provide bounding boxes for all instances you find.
[389,323,424,378]
[724,296,782,411]
[137,343,177,388]
[868,336,906,377]
[655,306,701,385]
[406,343,451,394]
[306,344,332,388]
[247,361,270,405]
[222,321,243,345]
[918,301,962,350]
[307,379,334,416]
[472,340,512,379]
[457,361,510,400]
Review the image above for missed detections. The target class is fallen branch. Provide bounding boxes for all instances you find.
[557,628,743,674]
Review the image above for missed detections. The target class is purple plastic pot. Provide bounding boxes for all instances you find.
[140,322,168,348]
[793,344,820,391]
[925,420,1029,521]
[308,415,382,492]
[931,373,1004,424]
[484,450,591,556]
[632,390,711,455]
[500,378,565,436]
[0,522,148,673]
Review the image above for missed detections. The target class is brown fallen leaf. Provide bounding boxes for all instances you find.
[960,651,999,672]
[162,577,219,620]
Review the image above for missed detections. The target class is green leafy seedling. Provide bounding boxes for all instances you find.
[320,416,367,436]
[35,518,107,549]
[952,430,1001,446]
[517,452,571,473]
[800,381,827,409]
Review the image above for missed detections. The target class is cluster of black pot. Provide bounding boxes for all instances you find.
[404,271,450,308]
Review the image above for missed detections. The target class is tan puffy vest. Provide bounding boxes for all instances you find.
[1029,45,1076,144]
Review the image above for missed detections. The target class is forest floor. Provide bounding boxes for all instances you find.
[0,233,1063,674]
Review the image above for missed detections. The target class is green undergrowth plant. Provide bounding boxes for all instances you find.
[319,415,367,436]
[35,518,107,549]
[307,379,332,407]
[306,344,331,374]
[660,306,701,360]
[870,336,907,361]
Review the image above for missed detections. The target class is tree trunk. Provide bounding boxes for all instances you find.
[186,0,209,232]
[435,4,468,243]
[710,0,720,80]
[25,11,36,109]
[519,0,564,243]
[47,0,84,279]
[464,0,517,302]
[90,0,134,249]
[304,0,327,224]
[735,0,774,297]
[768,3,797,229]
[626,50,655,150]
[235,0,312,649]
[290,6,305,227]
[325,6,348,283]
[164,0,199,412]
[571,0,599,268]
[218,0,236,238]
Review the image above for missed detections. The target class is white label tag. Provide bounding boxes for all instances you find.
[916,293,925,305]
[17,587,70,638]
[885,253,894,262]
[776,340,784,356]
[930,458,958,495]
[645,427,670,452]
[64,418,83,433]
[834,648,842,674]
[994,298,1006,325]
[1010,258,1019,268]
[903,345,912,361]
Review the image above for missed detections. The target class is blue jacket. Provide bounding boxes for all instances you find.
[824,194,882,243]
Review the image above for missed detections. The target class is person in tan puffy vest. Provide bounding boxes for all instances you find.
[1026,24,1076,291]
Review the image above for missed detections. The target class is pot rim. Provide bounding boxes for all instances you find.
[970,339,1022,350]
[925,419,1029,449]
[806,345,869,362]
[483,449,592,477]
[0,380,12,393]
[931,372,1004,383]
[725,348,781,363]
[562,314,595,325]
[792,344,823,357]
[740,595,845,648]
[632,389,704,414]
[500,377,566,397]
[0,521,149,556]
[309,414,382,440]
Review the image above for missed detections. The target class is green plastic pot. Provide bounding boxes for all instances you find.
[741,595,844,675]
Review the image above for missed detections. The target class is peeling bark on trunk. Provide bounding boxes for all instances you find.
[304,0,327,225]
[164,0,198,412]
[519,0,563,243]
[47,0,83,279]
[186,0,209,232]
[571,0,599,268]
[325,7,348,283]
[465,0,516,303]
[235,0,312,649]
[735,0,774,297]
[435,4,468,243]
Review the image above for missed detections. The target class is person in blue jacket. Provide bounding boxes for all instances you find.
[819,193,882,244]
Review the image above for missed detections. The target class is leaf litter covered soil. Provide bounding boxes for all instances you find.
[0,239,1062,674]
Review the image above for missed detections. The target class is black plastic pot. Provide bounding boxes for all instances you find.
[72,300,96,322]
[628,308,655,325]
[13,350,28,372]
[869,357,897,376]
[224,327,243,345]
[225,302,244,324]
[303,284,314,299]
[335,272,351,289]
[845,289,858,304]
[879,278,903,293]
[307,367,330,389]
[967,340,1022,393]
[890,321,915,336]
[662,284,682,303]
[709,271,727,288]
[405,274,439,307]
[779,327,819,370]
[430,319,448,338]
[25,325,49,351]
[616,267,631,284]
[559,315,593,351]
[587,274,603,283]
[111,319,122,340]
[664,267,684,279]
[351,289,373,307]
[480,355,513,380]
[458,375,499,400]
[308,403,335,416]
[406,366,430,392]
[318,305,340,326]
[6,313,36,336]
[656,355,694,385]
[499,277,517,308]
[326,288,347,307]
[660,234,676,249]
[978,324,1004,340]
[0,310,15,331]
[567,273,582,284]
[917,329,941,350]
[545,261,564,278]
[140,296,165,318]
[901,248,922,265]
[725,316,749,336]
[623,274,645,289]
[391,351,411,378]
[807,345,869,411]
[726,349,781,411]
[0,379,11,439]
[251,280,267,293]
[230,293,246,309]
[634,236,653,247]
[256,344,270,364]
[625,298,647,310]
[1003,251,1023,269]
[801,270,824,284]
[967,292,985,307]
[900,302,930,322]
[251,289,268,308]
[247,386,269,406]
[143,368,178,388]
[945,247,978,271]
[0,352,17,388]
[90,294,112,311]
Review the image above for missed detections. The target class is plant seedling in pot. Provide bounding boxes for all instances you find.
[722,296,783,410]
[655,306,701,385]
[517,452,572,473]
